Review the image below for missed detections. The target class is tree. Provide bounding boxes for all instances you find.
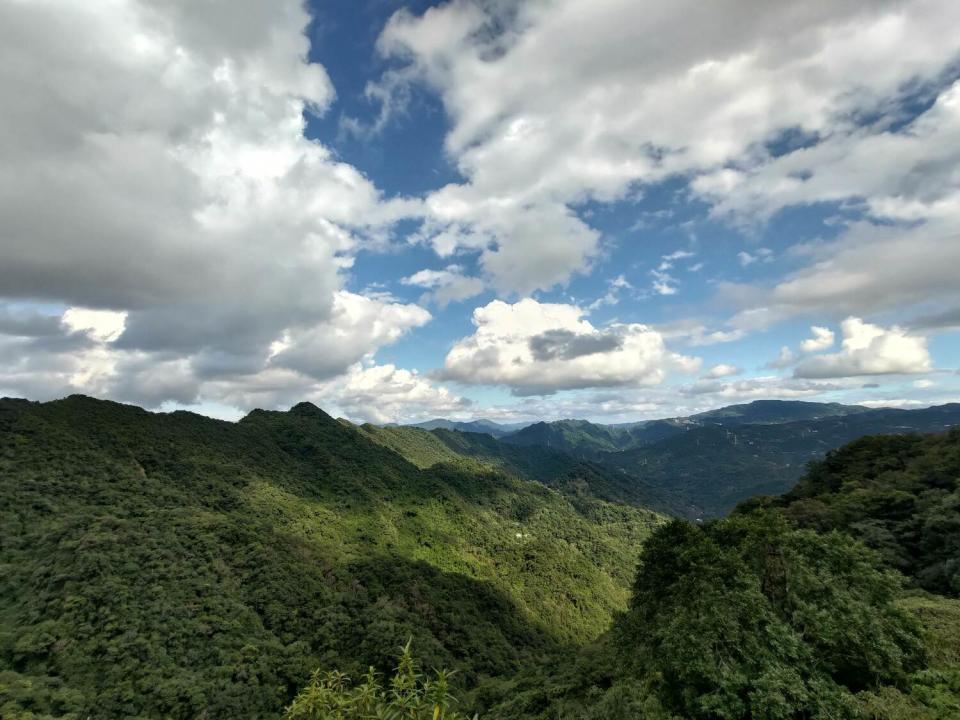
[285,641,477,720]
[617,513,924,719]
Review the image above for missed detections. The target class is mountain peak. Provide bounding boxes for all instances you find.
[288,401,333,418]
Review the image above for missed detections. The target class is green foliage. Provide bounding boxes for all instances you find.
[285,642,476,720]
[501,420,630,457]
[0,396,662,717]
[3,395,959,719]
[616,513,924,719]
[600,404,960,517]
[357,423,681,515]
[768,428,960,595]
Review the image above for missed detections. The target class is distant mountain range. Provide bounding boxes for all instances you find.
[408,400,872,450]
[402,417,532,438]
[396,401,960,517]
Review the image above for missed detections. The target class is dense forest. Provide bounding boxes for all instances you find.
[1,396,958,718]
[499,402,960,516]
[0,396,661,717]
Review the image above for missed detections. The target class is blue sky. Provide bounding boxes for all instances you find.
[1,0,959,423]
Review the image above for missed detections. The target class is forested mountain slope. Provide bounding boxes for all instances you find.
[598,403,960,517]
[0,396,662,718]
[757,428,960,596]
[500,419,629,456]
[478,430,960,719]
[355,422,685,515]
[492,401,872,460]
[689,399,871,425]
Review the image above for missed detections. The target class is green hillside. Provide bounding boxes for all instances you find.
[501,419,630,457]
[357,423,688,517]
[4,396,959,720]
[690,399,870,425]
[0,396,662,718]
[759,428,960,596]
[599,404,960,517]
[478,430,960,719]
[352,423,466,468]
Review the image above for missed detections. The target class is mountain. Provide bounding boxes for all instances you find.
[355,422,687,516]
[500,419,631,456]
[754,427,960,596]
[466,430,960,719]
[405,418,531,438]
[495,401,872,459]
[689,399,871,425]
[290,428,960,719]
[0,395,662,718]
[3,395,959,719]
[601,404,960,517]
[496,402,960,518]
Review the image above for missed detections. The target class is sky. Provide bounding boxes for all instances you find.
[1,0,960,424]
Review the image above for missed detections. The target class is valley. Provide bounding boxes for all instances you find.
[2,395,958,718]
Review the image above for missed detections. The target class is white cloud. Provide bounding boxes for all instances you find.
[704,364,742,379]
[420,193,599,295]
[737,248,773,267]
[587,274,632,310]
[438,298,699,395]
[859,398,943,409]
[794,317,932,378]
[766,346,796,369]
[697,79,960,225]
[682,376,840,401]
[0,290,432,413]
[650,269,678,296]
[659,320,747,347]
[717,81,960,327]
[269,291,431,381]
[318,363,471,424]
[62,308,127,342]
[800,326,835,353]
[402,265,485,306]
[729,218,960,329]
[375,0,960,294]
[0,0,433,412]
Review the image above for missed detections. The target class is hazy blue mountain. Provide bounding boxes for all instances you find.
[600,403,960,517]
[689,399,871,425]
[405,418,532,437]
[496,401,873,457]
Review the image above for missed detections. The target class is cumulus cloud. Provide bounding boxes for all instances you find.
[438,298,699,395]
[62,308,127,343]
[375,0,960,294]
[766,346,796,369]
[268,292,431,380]
[318,364,471,424]
[0,0,435,413]
[402,265,485,306]
[0,290,432,414]
[704,364,742,379]
[794,317,932,378]
[800,326,836,353]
